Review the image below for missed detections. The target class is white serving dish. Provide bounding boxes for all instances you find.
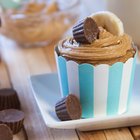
[30,64,140,131]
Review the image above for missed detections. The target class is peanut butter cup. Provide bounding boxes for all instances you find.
[0,109,24,134]
[55,94,82,121]
[73,17,99,44]
[0,124,13,140]
[0,88,20,111]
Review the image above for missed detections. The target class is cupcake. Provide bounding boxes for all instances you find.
[55,11,137,118]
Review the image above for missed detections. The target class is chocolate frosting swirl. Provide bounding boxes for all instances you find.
[57,27,135,65]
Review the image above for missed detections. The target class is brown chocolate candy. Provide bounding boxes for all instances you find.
[55,94,82,121]
[0,88,20,111]
[0,124,13,140]
[73,17,99,44]
[0,109,24,134]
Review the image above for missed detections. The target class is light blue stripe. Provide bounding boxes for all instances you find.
[127,56,136,109]
[58,56,69,97]
[79,64,94,118]
[107,62,123,116]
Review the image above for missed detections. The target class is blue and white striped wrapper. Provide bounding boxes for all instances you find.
[55,49,137,118]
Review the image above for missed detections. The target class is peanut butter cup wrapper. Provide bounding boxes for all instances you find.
[55,95,82,121]
[0,109,24,134]
[0,88,20,111]
[55,47,137,118]
[1,120,24,134]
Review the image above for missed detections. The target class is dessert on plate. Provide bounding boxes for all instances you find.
[55,11,137,118]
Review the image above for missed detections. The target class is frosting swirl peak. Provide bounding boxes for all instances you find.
[57,27,135,65]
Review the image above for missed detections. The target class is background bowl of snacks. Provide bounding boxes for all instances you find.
[0,0,80,47]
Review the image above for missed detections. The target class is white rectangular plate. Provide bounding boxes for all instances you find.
[30,64,140,131]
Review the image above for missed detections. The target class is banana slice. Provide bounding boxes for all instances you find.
[90,11,124,36]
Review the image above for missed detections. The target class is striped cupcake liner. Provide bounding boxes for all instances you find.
[55,50,137,118]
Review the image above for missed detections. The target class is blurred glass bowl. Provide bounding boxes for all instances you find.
[0,0,80,47]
